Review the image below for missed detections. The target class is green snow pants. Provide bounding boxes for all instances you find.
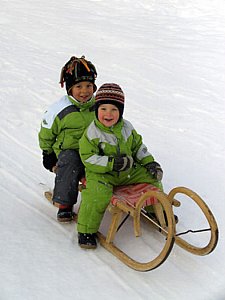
[77,163,163,234]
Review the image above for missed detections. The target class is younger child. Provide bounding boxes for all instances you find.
[77,83,163,248]
[38,56,97,222]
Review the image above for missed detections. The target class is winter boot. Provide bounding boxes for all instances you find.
[57,205,74,223]
[78,233,97,249]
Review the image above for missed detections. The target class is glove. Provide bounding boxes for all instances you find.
[42,151,58,172]
[145,161,163,181]
[113,155,133,172]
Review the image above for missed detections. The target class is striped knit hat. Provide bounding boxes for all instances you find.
[95,83,125,120]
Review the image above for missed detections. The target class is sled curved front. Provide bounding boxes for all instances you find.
[97,190,176,272]
[168,187,219,256]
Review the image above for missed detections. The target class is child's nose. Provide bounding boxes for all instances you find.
[80,87,88,93]
[106,111,113,116]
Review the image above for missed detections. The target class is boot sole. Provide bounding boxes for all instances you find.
[57,212,76,223]
[57,218,73,223]
[79,244,97,249]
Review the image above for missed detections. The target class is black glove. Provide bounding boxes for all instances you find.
[145,161,163,181]
[42,151,58,172]
[112,155,133,172]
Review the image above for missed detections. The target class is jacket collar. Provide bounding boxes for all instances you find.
[68,95,95,111]
[94,117,124,135]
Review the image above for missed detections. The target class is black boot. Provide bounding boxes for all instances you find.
[57,205,74,223]
[78,233,97,249]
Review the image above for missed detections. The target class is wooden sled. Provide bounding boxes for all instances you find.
[44,183,218,272]
[97,184,218,271]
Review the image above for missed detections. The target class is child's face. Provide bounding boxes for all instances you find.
[71,81,94,103]
[98,103,120,127]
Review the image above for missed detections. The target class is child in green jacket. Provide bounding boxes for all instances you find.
[77,83,163,248]
[38,56,97,222]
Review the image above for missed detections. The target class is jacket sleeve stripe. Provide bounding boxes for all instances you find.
[136,144,153,161]
[85,154,109,167]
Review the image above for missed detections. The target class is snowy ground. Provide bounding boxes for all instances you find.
[0,0,225,299]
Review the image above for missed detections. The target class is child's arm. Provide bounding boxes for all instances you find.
[126,122,163,180]
[79,130,133,173]
[38,105,58,151]
[38,111,59,172]
[131,128,163,180]
[131,129,155,166]
[39,125,58,172]
[38,125,57,154]
[79,133,114,173]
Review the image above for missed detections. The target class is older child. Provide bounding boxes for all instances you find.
[77,83,163,248]
[39,56,97,222]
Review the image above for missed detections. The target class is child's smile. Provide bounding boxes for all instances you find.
[71,81,94,103]
[98,104,120,127]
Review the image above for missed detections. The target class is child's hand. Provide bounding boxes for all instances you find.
[42,151,58,172]
[113,155,133,172]
[145,162,163,181]
[52,166,58,173]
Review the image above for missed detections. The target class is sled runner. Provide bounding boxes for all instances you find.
[44,183,218,272]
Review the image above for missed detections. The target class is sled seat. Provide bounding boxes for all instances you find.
[105,183,166,243]
[111,183,159,206]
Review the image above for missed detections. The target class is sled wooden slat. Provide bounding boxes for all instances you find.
[44,191,60,208]
[168,187,219,255]
[105,206,123,244]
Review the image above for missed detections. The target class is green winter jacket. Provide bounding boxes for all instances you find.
[38,95,95,157]
[77,117,161,233]
[79,118,155,174]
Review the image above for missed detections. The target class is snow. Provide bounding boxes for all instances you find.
[0,0,225,299]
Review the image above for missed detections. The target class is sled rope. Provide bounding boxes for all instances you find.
[176,227,211,237]
[116,212,130,232]
[140,208,169,235]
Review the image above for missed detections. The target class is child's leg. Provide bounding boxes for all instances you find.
[120,163,163,190]
[120,164,163,214]
[53,150,85,206]
[77,173,113,234]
